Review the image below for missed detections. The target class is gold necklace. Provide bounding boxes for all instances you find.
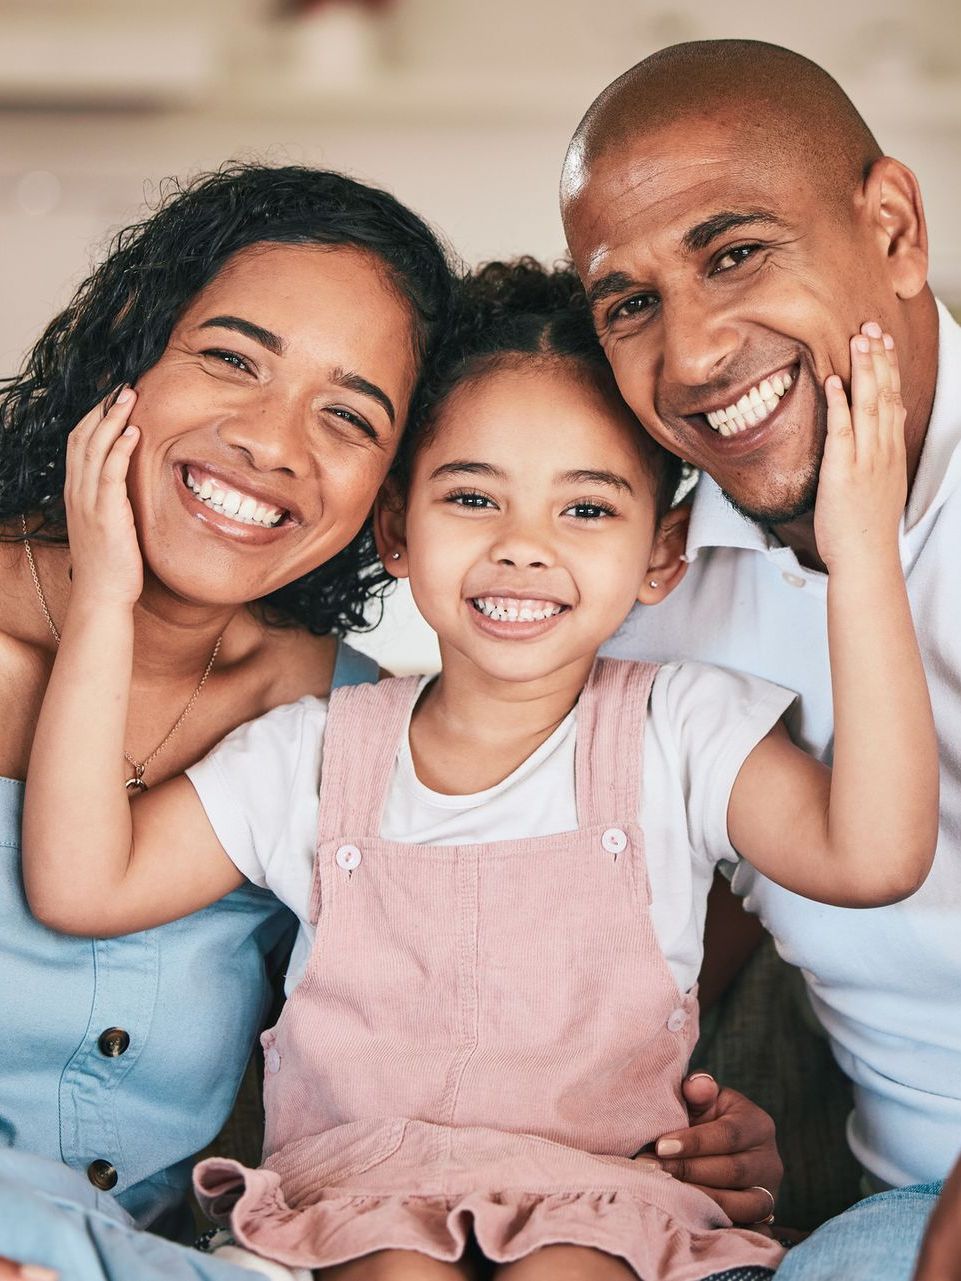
[21,514,223,792]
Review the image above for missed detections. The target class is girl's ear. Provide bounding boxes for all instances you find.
[636,502,690,606]
[374,478,409,579]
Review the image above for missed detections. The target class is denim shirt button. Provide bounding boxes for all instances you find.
[87,1158,118,1190]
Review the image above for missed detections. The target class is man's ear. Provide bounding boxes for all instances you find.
[863,156,928,301]
[373,478,409,579]
[636,502,690,606]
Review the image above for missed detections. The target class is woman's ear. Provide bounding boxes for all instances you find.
[373,478,409,579]
[636,502,690,606]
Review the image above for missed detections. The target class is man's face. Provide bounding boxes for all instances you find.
[564,117,892,524]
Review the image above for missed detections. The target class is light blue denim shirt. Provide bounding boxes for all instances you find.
[0,639,377,1236]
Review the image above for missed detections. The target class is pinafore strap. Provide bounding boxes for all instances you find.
[573,657,659,827]
[315,674,424,844]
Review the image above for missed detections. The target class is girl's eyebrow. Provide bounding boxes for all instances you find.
[428,460,503,481]
[559,468,634,494]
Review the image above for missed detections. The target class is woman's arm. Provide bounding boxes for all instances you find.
[728,328,939,908]
[22,392,242,937]
[913,1152,961,1281]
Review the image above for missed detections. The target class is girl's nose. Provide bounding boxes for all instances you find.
[489,522,555,570]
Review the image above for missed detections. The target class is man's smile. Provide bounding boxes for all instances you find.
[701,362,798,435]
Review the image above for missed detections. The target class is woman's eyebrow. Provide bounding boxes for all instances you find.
[330,368,396,425]
[196,315,285,355]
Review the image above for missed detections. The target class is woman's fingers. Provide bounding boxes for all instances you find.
[0,1261,58,1281]
[682,1183,779,1230]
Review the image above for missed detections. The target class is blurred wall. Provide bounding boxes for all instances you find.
[2,0,959,671]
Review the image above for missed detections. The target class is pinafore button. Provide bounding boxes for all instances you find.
[87,1159,118,1190]
[667,1008,689,1033]
[265,1046,282,1074]
[335,844,362,871]
[601,828,628,855]
[97,1027,130,1058]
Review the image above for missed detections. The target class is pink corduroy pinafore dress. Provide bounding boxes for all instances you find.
[195,658,783,1279]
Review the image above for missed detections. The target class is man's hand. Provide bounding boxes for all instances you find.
[913,1154,961,1281]
[654,1073,783,1226]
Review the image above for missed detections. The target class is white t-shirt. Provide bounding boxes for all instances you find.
[601,301,961,1189]
[186,661,792,996]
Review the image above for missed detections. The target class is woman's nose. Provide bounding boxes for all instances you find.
[215,393,312,476]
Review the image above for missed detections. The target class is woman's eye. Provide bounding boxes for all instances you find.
[330,406,377,441]
[203,348,252,373]
[564,500,615,520]
[712,243,761,273]
[446,490,496,510]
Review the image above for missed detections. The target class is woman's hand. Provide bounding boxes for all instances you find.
[64,388,143,607]
[653,1073,783,1226]
[913,1154,961,1281]
[814,322,906,572]
[0,1259,58,1281]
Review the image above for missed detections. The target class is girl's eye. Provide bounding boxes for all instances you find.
[203,348,252,373]
[563,500,616,520]
[329,406,378,441]
[712,243,762,274]
[445,489,497,510]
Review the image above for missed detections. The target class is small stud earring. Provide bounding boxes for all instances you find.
[648,579,658,588]
[391,551,402,560]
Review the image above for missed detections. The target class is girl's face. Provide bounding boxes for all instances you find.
[126,242,418,609]
[384,359,685,687]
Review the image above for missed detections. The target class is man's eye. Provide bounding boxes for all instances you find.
[712,243,761,273]
[610,294,657,322]
[446,490,496,509]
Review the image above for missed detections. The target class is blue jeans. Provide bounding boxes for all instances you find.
[775,1181,944,1280]
[0,1150,252,1281]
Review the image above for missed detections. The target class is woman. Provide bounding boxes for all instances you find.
[0,167,779,1281]
[0,162,452,1279]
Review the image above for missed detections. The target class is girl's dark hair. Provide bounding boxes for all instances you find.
[396,257,683,517]
[1,163,454,634]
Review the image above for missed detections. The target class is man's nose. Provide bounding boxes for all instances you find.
[215,391,311,476]
[661,295,740,391]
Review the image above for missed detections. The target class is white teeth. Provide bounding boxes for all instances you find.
[704,369,796,435]
[472,597,565,624]
[184,470,284,527]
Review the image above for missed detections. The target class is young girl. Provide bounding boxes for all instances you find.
[22,261,938,1281]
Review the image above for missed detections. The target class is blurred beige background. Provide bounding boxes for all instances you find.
[2,0,959,672]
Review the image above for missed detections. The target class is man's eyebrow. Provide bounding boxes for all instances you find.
[559,468,634,495]
[682,209,787,254]
[586,271,640,309]
[428,460,504,482]
[197,315,285,355]
[331,368,396,426]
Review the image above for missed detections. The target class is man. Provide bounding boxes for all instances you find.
[561,39,961,1279]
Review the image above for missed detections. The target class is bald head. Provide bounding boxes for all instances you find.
[562,40,881,221]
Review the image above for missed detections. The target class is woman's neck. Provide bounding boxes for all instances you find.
[409,648,596,795]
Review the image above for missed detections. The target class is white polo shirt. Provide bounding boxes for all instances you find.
[601,301,961,1189]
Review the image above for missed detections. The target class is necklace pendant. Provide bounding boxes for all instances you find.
[125,774,148,794]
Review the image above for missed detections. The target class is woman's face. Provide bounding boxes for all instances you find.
[126,242,418,608]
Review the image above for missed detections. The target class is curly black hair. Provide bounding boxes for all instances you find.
[395,257,684,518]
[0,163,454,634]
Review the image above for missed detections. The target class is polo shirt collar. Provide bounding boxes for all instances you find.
[684,299,961,562]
